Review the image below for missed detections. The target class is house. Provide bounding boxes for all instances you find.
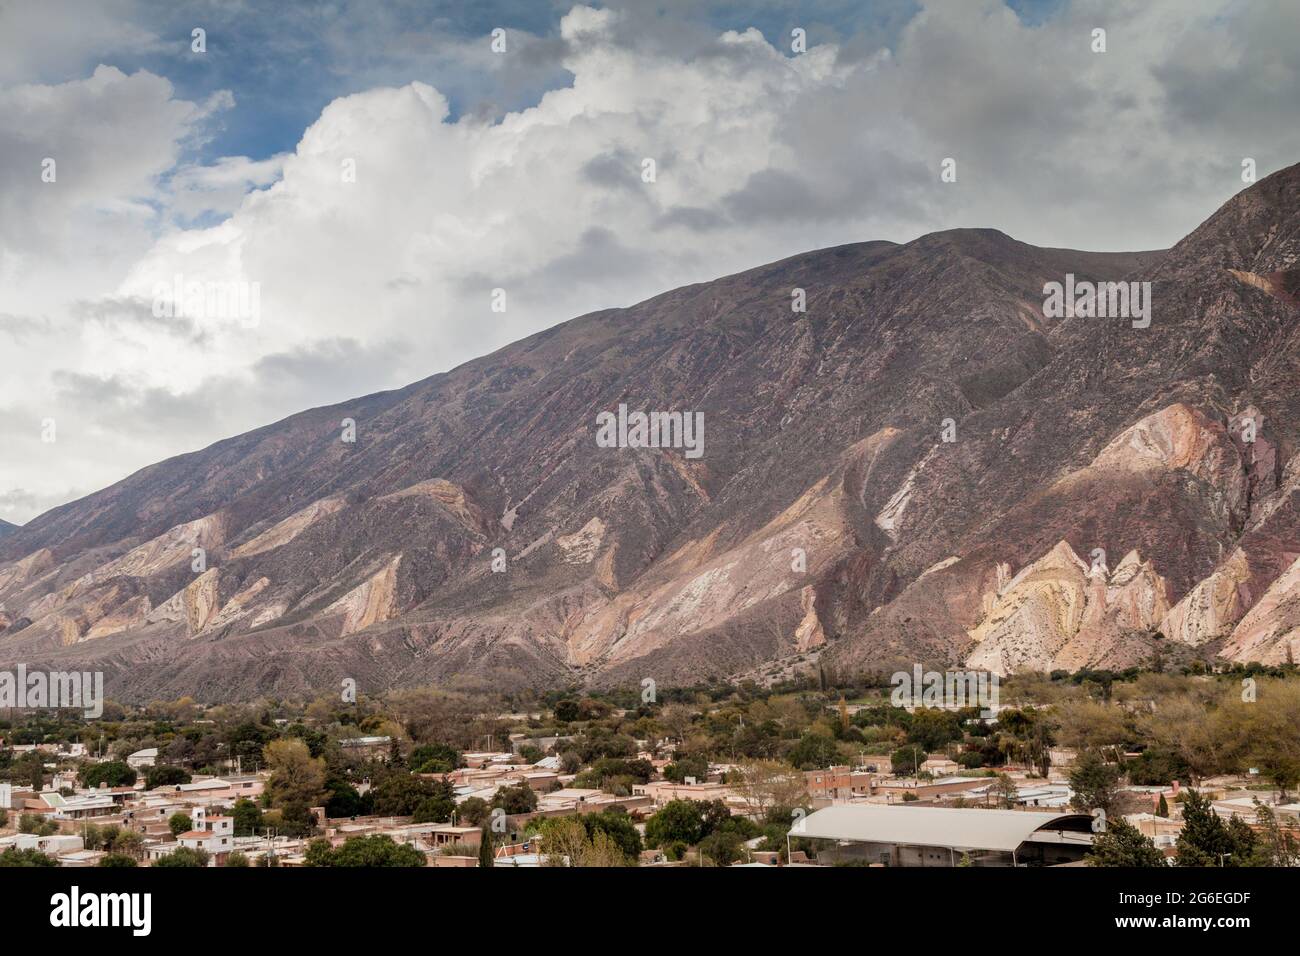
[126,748,158,770]
[871,776,990,804]
[1126,812,1183,856]
[49,792,120,821]
[806,766,874,801]
[633,780,739,809]
[922,755,960,775]
[1,832,85,858]
[174,807,235,863]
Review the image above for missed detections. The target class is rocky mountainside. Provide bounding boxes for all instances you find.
[2,164,1298,701]
[0,520,17,540]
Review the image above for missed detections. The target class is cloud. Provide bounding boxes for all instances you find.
[2,1,1299,523]
[0,64,231,321]
[0,0,160,84]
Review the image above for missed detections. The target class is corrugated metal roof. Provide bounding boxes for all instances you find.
[796,804,1091,852]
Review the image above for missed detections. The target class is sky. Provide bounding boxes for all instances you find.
[1,0,1299,525]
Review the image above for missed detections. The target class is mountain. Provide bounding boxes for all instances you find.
[1,164,1298,701]
[0,520,17,540]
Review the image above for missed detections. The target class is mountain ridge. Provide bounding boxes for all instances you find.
[2,163,1298,700]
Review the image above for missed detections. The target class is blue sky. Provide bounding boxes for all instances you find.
[37,0,1069,165]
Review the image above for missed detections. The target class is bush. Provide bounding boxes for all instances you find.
[645,800,705,848]
[698,830,744,866]
[154,847,210,867]
[79,761,137,789]
[409,743,463,775]
[144,765,192,790]
[0,847,57,867]
[305,835,426,867]
[788,733,840,770]
[18,813,57,836]
[490,781,538,815]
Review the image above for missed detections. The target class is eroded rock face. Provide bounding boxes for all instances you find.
[1091,404,1248,520]
[794,585,827,651]
[327,556,403,636]
[0,163,1298,700]
[229,497,346,558]
[965,542,1171,675]
[1162,549,1252,646]
[556,518,607,564]
[148,568,221,636]
[1219,556,1300,664]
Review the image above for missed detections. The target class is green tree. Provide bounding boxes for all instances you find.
[98,853,139,867]
[1087,818,1167,867]
[663,755,709,784]
[168,812,193,837]
[906,708,963,751]
[154,847,210,867]
[1069,750,1120,814]
[645,799,705,848]
[144,765,192,790]
[409,743,463,774]
[371,772,446,817]
[0,847,57,867]
[231,796,263,836]
[304,838,335,867]
[225,851,250,867]
[553,699,580,723]
[79,760,137,789]
[478,825,495,867]
[412,789,457,824]
[581,809,643,859]
[788,733,839,770]
[1175,790,1256,867]
[112,830,144,860]
[19,813,58,836]
[265,801,317,838]
[307,835,425,867]
[1252,798,1300,866]
[698,829,743,866]
[994,772,1018,809]
[890,744,926,777]
[16,753,45,791]
[491,781,538,815]
[458,797,490,827]
[323,778,369,818]
[264,739,327,810]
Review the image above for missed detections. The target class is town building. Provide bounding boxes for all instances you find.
[795,804,1094,866]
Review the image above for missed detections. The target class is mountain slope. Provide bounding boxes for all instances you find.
[1,164,1298,700]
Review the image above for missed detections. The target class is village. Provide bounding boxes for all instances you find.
[2,674,1297,868]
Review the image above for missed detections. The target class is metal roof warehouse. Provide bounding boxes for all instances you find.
[793,804,1094,867]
